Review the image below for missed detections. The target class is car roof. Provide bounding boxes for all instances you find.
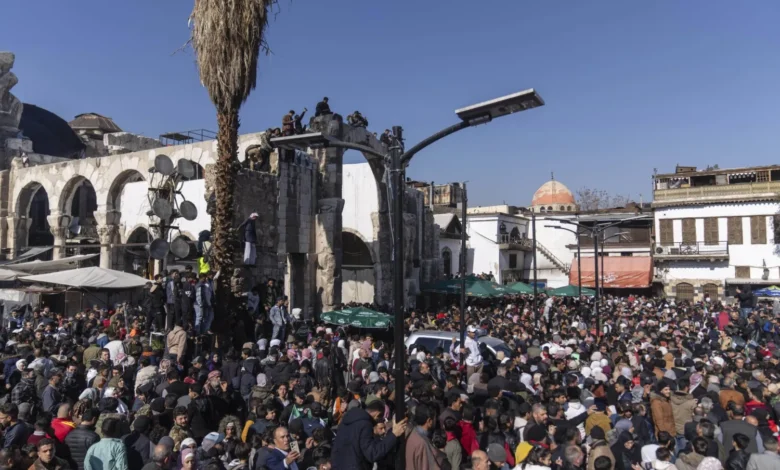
[408,330,508,347]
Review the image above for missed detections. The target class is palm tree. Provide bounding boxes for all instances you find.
[190,0,273,329]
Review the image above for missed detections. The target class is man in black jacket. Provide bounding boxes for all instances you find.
[331,400,407,470]
[64,408,100,470]
[0,403,29,449]
[122,416,153,470]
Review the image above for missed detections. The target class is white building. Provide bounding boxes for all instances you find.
[653,164,780,301]
[464,180,580,287]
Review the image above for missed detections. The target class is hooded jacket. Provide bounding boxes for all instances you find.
[331,408,397,470]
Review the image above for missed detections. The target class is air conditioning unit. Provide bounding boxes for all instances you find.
[655,246,672,255]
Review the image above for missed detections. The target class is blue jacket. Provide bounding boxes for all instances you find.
[265,448,292,470]
[3,421,29,449]
[165,280,178,305]
[331,408,397,470]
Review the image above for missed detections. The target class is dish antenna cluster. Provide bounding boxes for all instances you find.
[146,154,199,260]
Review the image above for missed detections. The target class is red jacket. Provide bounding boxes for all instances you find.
[458,421,479,456]
[50,418,75,442]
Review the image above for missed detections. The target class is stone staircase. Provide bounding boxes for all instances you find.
[535,240,570,275]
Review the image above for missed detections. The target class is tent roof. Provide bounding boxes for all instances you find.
[0,269,24,281]
[21,267,148,289]
[6,254,98,274]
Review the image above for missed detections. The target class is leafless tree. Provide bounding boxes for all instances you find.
[575,187,631,211]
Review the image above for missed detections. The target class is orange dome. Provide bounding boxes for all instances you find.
[532,180,575,207]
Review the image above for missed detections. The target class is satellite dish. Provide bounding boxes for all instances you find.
[154,155,174,176]
[149,239,170,260]
[152,198,173,220]
[177,159,195,179]
[170,238,190,258]
[179,201,198,221]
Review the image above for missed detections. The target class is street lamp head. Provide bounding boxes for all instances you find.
[455,89,544,124]
[269,132,331,151]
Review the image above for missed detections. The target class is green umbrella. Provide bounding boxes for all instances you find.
[422,278,463,294]
[547,285,596,297]
[320,307,393,329]
[464,280,510,298]
[506,282,534,294]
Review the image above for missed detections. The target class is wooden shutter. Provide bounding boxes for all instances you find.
[728,217,743,245]
[751,215,767,244]
[735,266,750,278]
[682,219,696,245]
[659,220,673,246]
[704,218,719,245]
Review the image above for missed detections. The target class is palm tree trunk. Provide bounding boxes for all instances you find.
[211,106,239,332]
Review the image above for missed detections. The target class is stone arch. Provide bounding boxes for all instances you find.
[107,169,146,212]
[342,230,374,267]
[702,283,719,301]
[16,182,53,250]
[59,175,97,218]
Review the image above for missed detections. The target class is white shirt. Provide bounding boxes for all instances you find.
[464,336,482,367]
[105,340,125,365]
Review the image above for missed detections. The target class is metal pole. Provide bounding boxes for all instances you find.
[577,233,582,298]
[593,229,600,337]
[460,183,468,362]
[532,211,538,315]
[390,126,407,430]
[600,232,605,297]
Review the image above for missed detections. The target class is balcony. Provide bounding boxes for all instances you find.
[498,234,532,251]
[653,181,780,207]
[654,241,729,261]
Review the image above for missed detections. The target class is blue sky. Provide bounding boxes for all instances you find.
[3,1,780,206]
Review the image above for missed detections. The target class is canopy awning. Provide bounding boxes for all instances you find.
[569,256,652,288]
[21,267,148,289]
[0,247,53,265]
[0,269,24,281]
[726,278,780,285]
[6,253,98,274]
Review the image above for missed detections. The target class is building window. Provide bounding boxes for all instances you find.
[675,282,694,302]
[560,206,565,211]
[682,218,696,245]
[703,283,719,301]
[567,206,572,211]
[620,252,633,257]
[442,248,452,277]
[547,206,553,211]
[659,219,673,246]
[540,207,546,213]
[735,266,750,279]
[751,216,767,244]
[728,217,743,245]
[509,253,517,269]
[704,218,719,245]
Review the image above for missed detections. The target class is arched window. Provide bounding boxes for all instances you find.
[540,207,546,213]
[442,248,452,278]
[547,206,553,211]
[567,206,572,211]
[703,283,719,301]
[342,232,373,267]
[560,206,565,211]
[676,282,695,302]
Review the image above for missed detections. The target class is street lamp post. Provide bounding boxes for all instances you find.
[271,88,545,433]
[547,225,581,298]
[459,183,467,362]
[544,215,651,338]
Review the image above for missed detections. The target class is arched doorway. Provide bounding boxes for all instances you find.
[17,182,53,259]
[108,170,146,213]
[123,227,152,277]
[510,227,521,243]
[675,282,694,302]
[442,248,452,278]
[702,283,719,302]
[61,177,99,265]
[342,231,375,304]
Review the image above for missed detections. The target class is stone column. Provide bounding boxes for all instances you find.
[308,115,346,313]
[94,211,120,269]
[46,213,71,260]
[6,215,31,257]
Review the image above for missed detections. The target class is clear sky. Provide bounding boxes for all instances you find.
[3,1,780,206]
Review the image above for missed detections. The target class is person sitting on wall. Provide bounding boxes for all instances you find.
[315,97,332,117]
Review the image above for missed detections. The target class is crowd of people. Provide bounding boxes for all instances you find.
[0,275,778,470]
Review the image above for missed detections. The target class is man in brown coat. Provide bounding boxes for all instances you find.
[650,382,676,438]
[406,403,443,470]
[719,377,745,410]
[166,325,187,363]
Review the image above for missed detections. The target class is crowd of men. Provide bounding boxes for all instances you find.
[0,277,779,470]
